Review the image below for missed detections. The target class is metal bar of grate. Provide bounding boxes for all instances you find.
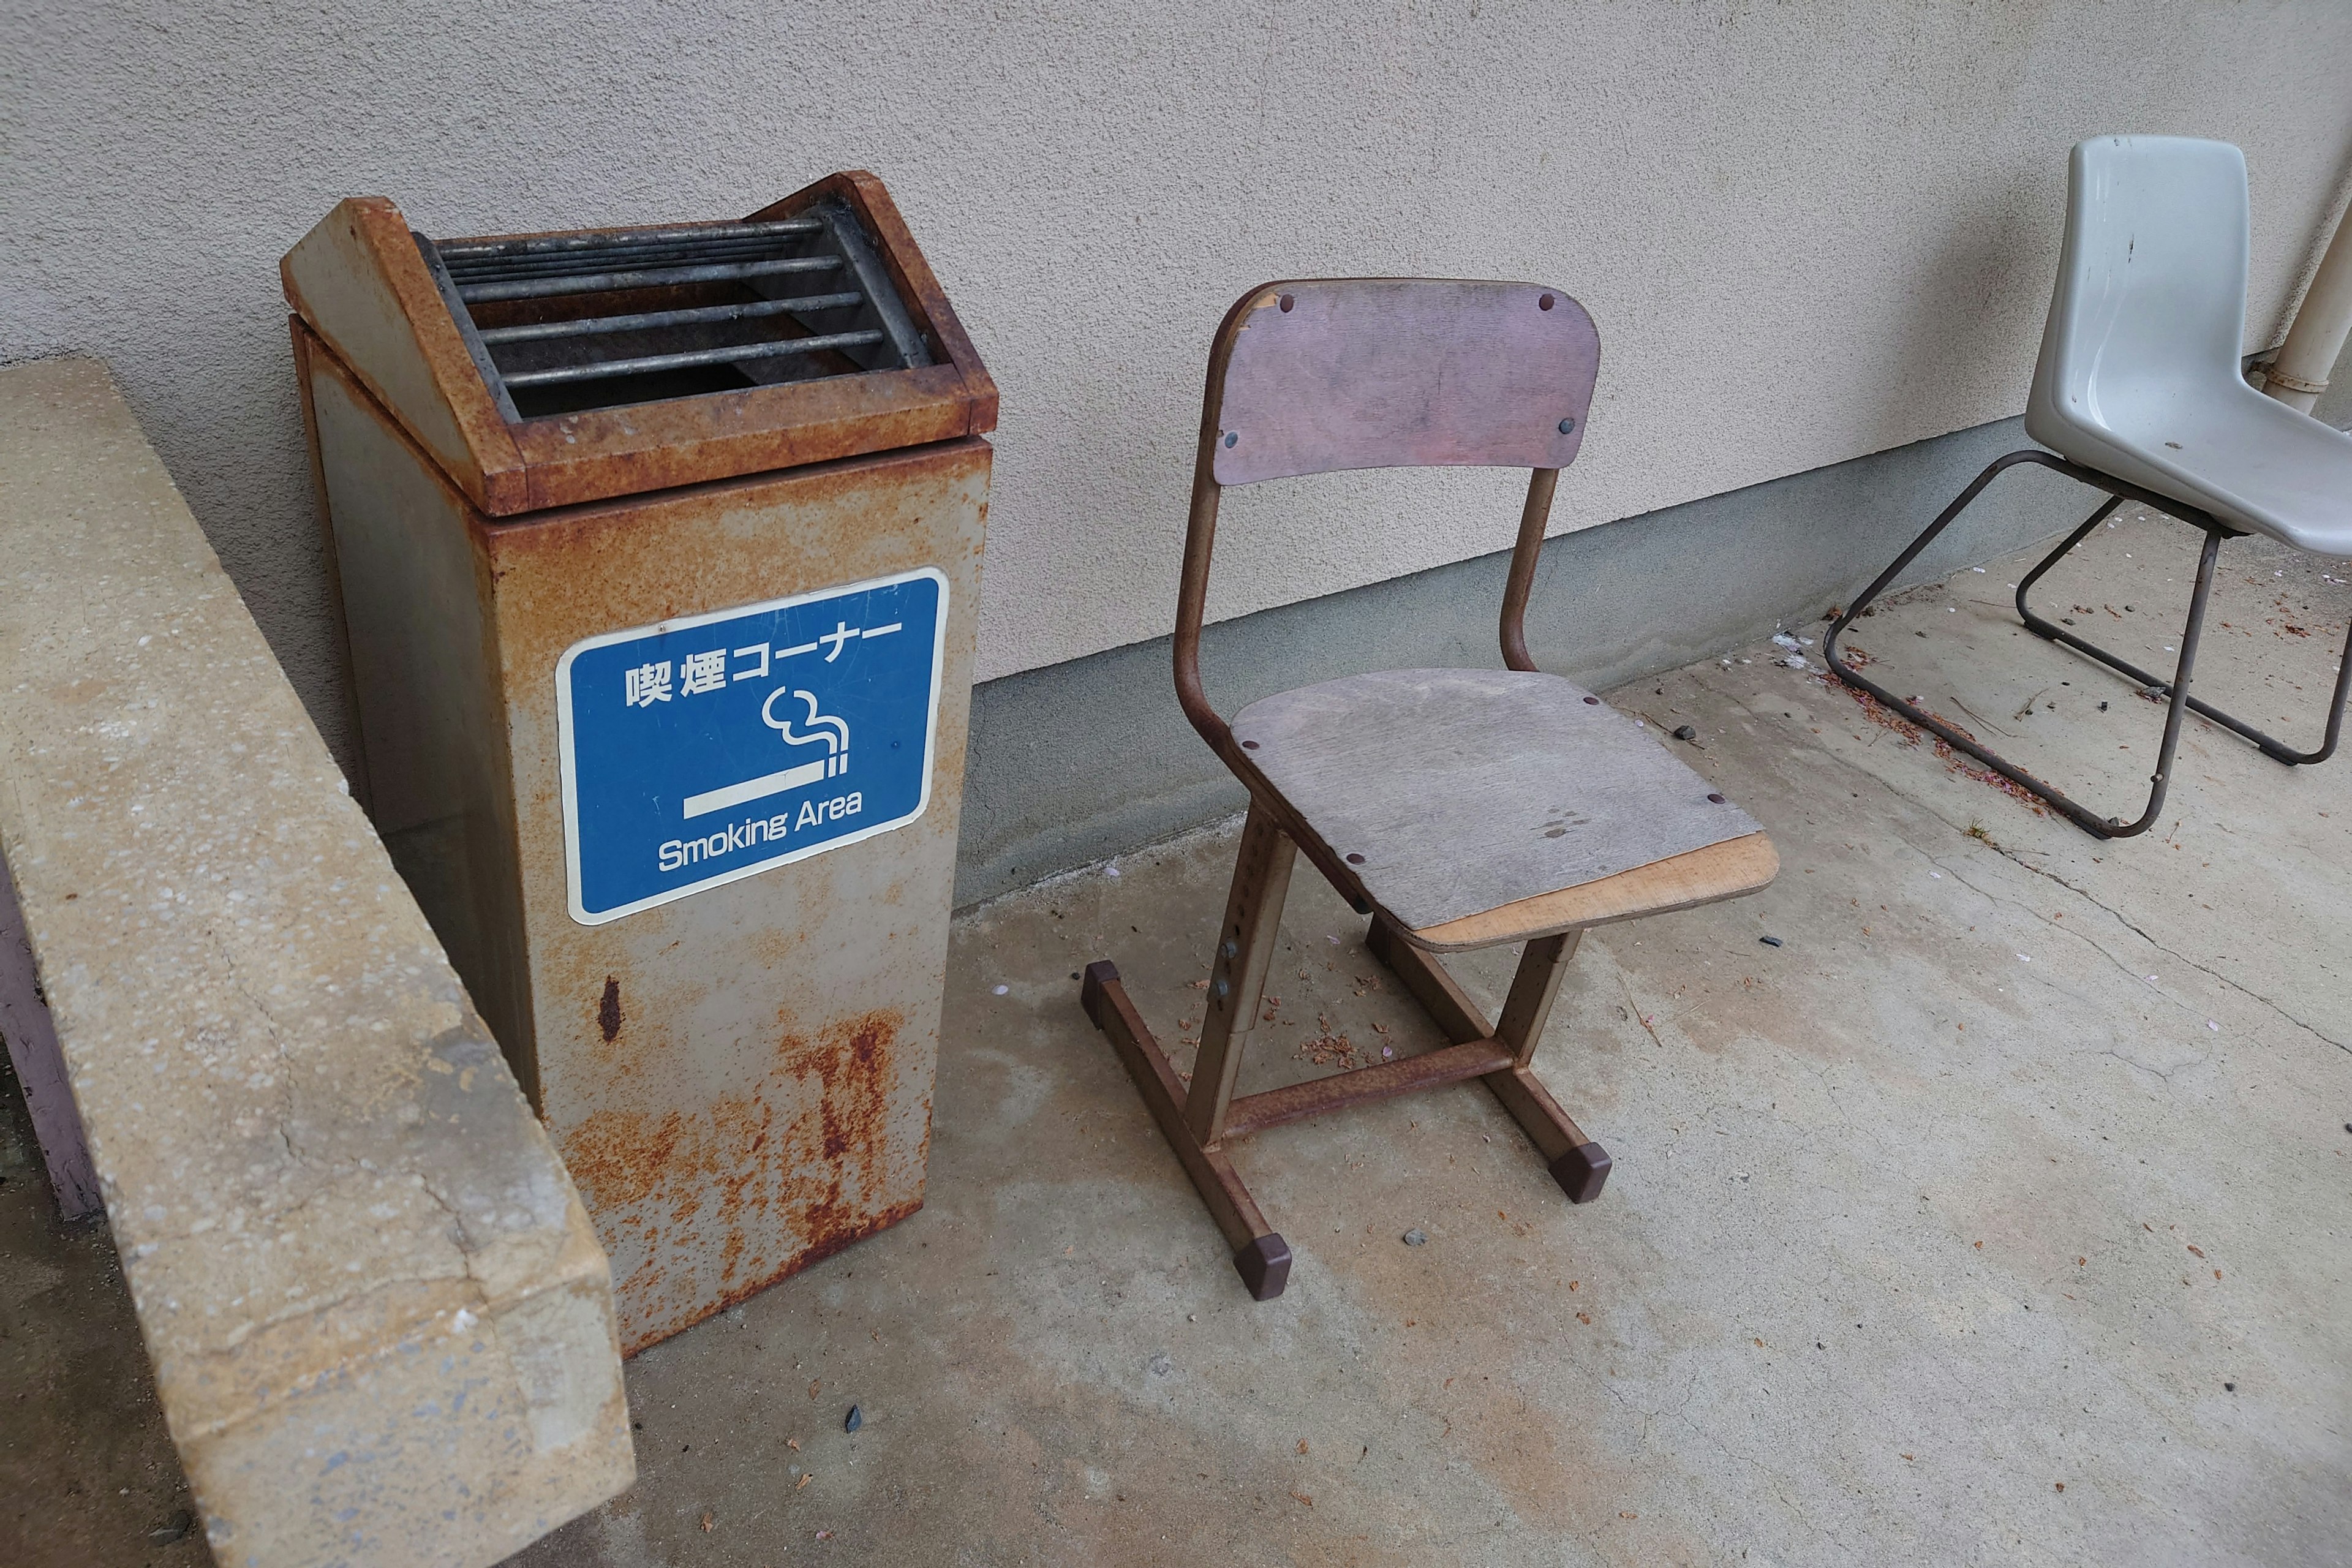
[498,330,886,388]
[446,238,811,284]
[412,232,524,424]
[459,256,841,304]
[476,292,865,346]
[435,217,821,262]
[814,203,932,371]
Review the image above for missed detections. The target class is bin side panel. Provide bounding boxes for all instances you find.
[305,344,541,1097]
[488,440,990,1352]
[282,197,528,513]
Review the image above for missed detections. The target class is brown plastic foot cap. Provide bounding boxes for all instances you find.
[1550,1142,1611,1204]
[1233,1234,1292,1300]
[1079,960,1121,1027]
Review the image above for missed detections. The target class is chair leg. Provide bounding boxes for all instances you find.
[1489,932,1613,1202]
[1084,809,1632,1300]
[2016,521,2352,767]
[1081,800,1298,1300]
[1184,802,1297,1148]
[1365,918,1611,1203]
[1822,450,2230,839]
[1080,961,1291,1298]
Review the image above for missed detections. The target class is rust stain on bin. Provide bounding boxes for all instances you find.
[560,1008,918,1353]
[597,976,622,1042]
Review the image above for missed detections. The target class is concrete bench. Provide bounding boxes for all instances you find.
[0,360,632,1566]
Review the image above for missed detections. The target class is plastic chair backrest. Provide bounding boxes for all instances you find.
[1205,279,1599,485]
[2029,137,2250,436]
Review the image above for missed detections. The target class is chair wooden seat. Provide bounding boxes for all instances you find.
[1232,668,1770,947]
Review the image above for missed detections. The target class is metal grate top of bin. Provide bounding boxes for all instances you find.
[421,202,934,420]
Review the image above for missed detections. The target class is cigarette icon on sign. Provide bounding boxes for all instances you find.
[681,688,849,819]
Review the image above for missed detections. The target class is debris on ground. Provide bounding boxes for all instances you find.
[1297,1031,1360,1069]
[843,1404,862,1433]
[1673,724,1698,741]
[1759,935,1784,948]
[1403,1229,1428,1246]
[1826,676,2050,816]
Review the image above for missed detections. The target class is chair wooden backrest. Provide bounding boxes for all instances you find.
[1207,279,1600,483]
[1171,277,1602,910]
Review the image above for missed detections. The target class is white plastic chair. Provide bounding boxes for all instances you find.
[1825,136,2352,837]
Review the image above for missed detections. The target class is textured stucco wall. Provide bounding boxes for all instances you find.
[4,2,2350,761]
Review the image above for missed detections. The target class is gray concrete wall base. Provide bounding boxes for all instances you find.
[956,414,2087,907]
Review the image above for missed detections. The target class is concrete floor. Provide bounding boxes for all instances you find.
[9,507,2351,1566]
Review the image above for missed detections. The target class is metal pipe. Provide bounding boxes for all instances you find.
[477,292,864,345]
[497,329,884,388]
[446,238,809,284]
[459,256,841,304]
[1498,468,1560,672]
[2263,198,2352,414]
[435,217,821,262]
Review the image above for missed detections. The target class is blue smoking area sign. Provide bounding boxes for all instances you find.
[556,568,948,924]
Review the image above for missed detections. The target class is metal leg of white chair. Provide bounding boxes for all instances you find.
[2014,509,2351,768]
[1823,451,2228,840]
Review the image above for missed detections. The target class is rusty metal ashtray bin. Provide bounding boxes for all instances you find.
[285,170,996,1351]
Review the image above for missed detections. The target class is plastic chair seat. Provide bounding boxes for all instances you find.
[1231,668,1775,948]
[2027,377,2352,556]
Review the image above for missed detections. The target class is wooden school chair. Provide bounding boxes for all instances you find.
[1080,279,1781,1300]
[1825,137,2352,837]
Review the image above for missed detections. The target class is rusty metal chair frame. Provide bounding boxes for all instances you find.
[1080,279,1637,1301]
